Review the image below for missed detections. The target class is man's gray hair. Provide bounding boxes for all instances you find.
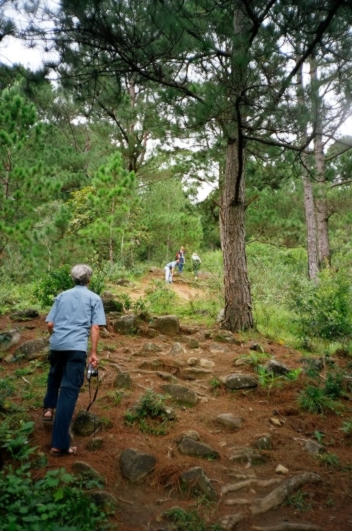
[71,264,93,284]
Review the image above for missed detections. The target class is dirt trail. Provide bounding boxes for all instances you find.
[1,272,352,531]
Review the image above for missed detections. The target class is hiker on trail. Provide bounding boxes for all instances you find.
[191,252,202,280]
[42,264,106,457]
[164,259,179,284]
[176,245,185,273]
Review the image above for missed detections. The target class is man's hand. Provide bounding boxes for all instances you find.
[88,352,98,368]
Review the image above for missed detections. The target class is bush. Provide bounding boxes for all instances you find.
[297,385,341,414]
[288,268,352,341]
[144,280,177,314]
[34,265,105,308]
[0,466,109,531]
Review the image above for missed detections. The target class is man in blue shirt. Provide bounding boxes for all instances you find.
[42,264,106,456]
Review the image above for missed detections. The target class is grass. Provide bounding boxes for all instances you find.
[123,389,173,435]
[162,507,223,531]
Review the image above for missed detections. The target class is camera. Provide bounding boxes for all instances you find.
[86,363,98,380]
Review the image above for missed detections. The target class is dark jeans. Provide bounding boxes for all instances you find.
[178,261,184,273]
[43,350,86,451]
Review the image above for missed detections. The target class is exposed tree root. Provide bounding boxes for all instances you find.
[251,473,322,515]
[252,524,321,531]
[221,478,282,495]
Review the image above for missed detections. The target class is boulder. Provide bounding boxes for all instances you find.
[72,461,106,484]
[89,491,119,512]
[216,414,243,430]
[169,342,187,356]
[181,467,218,501]
[0,329,21,353]
[178,438,219,459]
[213,330,235,344]
[14,338,49,361]
[113,315,139,335]
[265,359,290,376]
[220,373,258,390]
[72,411,102,436]
[10,309,39,321]
[86,437,104,451]
[119,448,156,482]
[149,315,180,336]
[101,292,123,313]
[113,373,132,389]
[161,384,198,406]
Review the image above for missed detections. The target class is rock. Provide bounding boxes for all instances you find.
[300,357,324,373]
[113,315,139,335]
[175,430,200,443]
[216,309,225,323]
[187,357,198,366]
[10,309,39,321]
[303,439,324,455]
[188,338,199,349]
[228,447,266,466]
[200,358,215,368]
[181,467,218,501]
[178,438,220,459]
[220,373,258,390]
[265,360,290,376]
[249,343,264,352]
[142,342,163,353]
[270,418,282,427]
[179,367,211,380]
[161,384,198,406]
[72,461,106,484]
[89,491,119,512]
[119,448,156,482]
[114,373,132,389]
[209,343,228,354]
[149,315,180,336]
[0,330,21,352]
[254,436,273,450]
[156,371,175,381]
[115,279,132,286]
[14,338,49,361]
[219,513,244,530]
[101,292,123,313]
[72,411,102,436]
[86,437,104,451]
[213,330,235,344]
[100,327,110,338]
[276,464,289,474]
[216,414,243,430]
[169,342,187,356]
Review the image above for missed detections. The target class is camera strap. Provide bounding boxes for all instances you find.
[86,377,99,412]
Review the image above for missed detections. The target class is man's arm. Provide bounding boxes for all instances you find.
[47,322,54,335]
[88,324,100,367]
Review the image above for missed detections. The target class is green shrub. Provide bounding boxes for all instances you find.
[297,385,341,414]
[162,507,222,531]
[34,265,105,307]
[288,268,352,341]
[144,280,177,314]
[124,390,172,435]
[0,466,109,531]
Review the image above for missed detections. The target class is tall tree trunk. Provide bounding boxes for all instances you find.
[302,170,319,280]
[310,57,331,267]
[221,139,253,331]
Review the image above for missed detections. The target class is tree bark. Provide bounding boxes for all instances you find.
[302,170,319,281]
[220,139,253,331]
[310,57,331,267]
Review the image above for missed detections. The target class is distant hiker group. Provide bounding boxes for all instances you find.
[164,246,201,283]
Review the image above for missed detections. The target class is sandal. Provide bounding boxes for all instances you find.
[50,447,77,457]
[42,408,54,423]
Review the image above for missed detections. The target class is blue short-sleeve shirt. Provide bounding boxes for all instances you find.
[45,285,106,352]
